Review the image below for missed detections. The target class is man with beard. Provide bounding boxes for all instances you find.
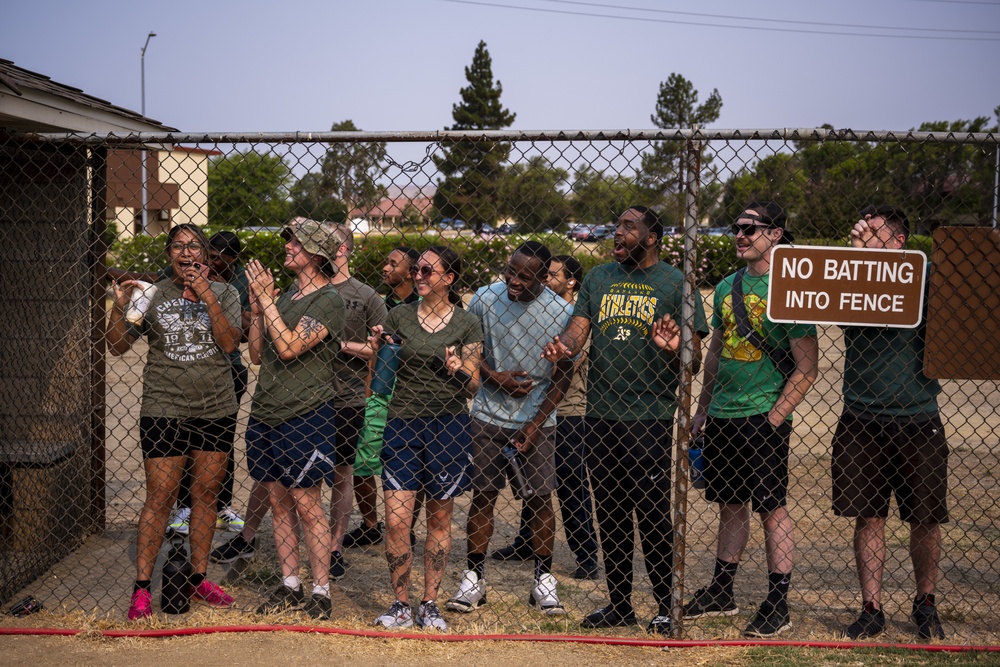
[685,201,817,638]
[446,242,575,617]
[543,207,708,634]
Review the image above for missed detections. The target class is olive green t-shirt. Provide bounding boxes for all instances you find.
[385,303,484,420]
[139,278,241,419]
[250,285,345,426]
[574,261,709,422]
[332,277,388,408]
[708,271,816,419]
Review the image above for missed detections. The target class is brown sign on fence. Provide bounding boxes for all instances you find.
[924,226,1000,380]
[767,245,927,327]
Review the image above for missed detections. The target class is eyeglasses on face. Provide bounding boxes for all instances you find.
[731,222,771,238]
[168,241,204,253]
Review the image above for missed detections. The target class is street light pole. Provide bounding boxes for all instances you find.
[140,31,156,234]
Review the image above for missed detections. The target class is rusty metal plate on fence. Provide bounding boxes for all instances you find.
[767,245,927,327]
[925,226,1000,380]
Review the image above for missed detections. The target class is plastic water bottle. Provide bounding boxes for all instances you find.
[502,444,535,499]
[689,436,707,490]
[160,535,191,614]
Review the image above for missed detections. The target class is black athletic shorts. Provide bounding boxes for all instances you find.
[704,414,791,513]
[831,410,949,524]
[139,414,237,460]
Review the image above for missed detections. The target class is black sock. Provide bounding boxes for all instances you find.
[468,552,486,579]
[534,555,553,579]
[134,579,152,594]
[711,558,739,597]
[765,571,791,606]
[190,572,206,589]
[915,593,935,607]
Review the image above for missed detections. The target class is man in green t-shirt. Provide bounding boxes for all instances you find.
[543,206,708,635]
[686,201,818,639]
[833,206,948,641]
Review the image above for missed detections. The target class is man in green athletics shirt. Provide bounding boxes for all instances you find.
[543,206,708,634]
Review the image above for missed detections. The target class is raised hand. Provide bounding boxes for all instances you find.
[650,314,681,353]
[541,335,573,363]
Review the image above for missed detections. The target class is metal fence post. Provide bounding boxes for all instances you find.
[671,128,702,638]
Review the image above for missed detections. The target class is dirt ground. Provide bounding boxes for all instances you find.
[2,289,998,660]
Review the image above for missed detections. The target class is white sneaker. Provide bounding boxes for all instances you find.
[373,600,413,629]
[529,573,565,615]
[217,506,245,532]
[167,507,190,535]
[416,600,448,631]
[445,569,486,613]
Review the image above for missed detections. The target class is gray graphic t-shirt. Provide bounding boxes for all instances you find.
[139,278,241,419]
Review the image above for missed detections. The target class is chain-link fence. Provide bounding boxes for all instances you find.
[0,128,997,643]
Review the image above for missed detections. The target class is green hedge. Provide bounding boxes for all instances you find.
[111,230,933,294]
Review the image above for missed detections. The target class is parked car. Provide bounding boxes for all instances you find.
[438,218,467,230]
[701,226,734,237]
[569,224,596,241]
[496,224,517,235]
[587,224,616,241]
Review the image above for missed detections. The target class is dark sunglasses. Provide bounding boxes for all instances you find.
[731,222,772,237]
[411,264,438,278]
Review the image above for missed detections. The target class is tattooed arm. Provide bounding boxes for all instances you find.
[262,309,330,362]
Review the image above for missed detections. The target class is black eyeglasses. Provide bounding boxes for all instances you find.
[168,241,204,253]
[411,264,439,278]
[731,222,771,237]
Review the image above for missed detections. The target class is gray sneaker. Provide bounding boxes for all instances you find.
[374,600,413,629]
[416,600,447,631]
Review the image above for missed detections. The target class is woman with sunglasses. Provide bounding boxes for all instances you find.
[245,219,345,620]
[370,246,483,631]
[107,223,242,620]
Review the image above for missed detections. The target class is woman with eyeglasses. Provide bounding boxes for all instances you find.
[369,246,483,631]
[107,223,242,620]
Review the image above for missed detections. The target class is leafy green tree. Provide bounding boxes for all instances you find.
[208,151,292,228]
[571,165,643,224]
[433,40,516,233]
[498,156,569,231]
[288,119,387,222]
[638,73,723,224]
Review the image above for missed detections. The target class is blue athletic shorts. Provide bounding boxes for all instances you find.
[246,400,337,489]
[381,414,472,500]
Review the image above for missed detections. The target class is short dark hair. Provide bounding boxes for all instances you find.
[552,254,583,293]
[398,246,421,265]
[859,204,909,240]
[626,206,664,241]
[514,241,552,269]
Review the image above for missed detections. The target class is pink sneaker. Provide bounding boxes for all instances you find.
[192,580,234,608]
[127,589,153,620]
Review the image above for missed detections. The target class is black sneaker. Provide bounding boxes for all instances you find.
[580,605,638,629]
[647,614,672,635]
[845,602,885,639]
[343,522,384,548]
[257,585,304,614]
[682,587,739,619]
[210,535,256,564]
[911,597,945,640]
[330,550,348,580]
[573,562,600,580]
[743,600,792,638]
[490,541,532,562]
[303,593,332,620]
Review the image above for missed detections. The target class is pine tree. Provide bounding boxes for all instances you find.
[433,41,516,233]
[637,73,722,225]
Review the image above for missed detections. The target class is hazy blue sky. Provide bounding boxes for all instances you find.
[4,0,997,137]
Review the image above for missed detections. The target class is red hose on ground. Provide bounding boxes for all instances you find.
[0,624,997,652]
